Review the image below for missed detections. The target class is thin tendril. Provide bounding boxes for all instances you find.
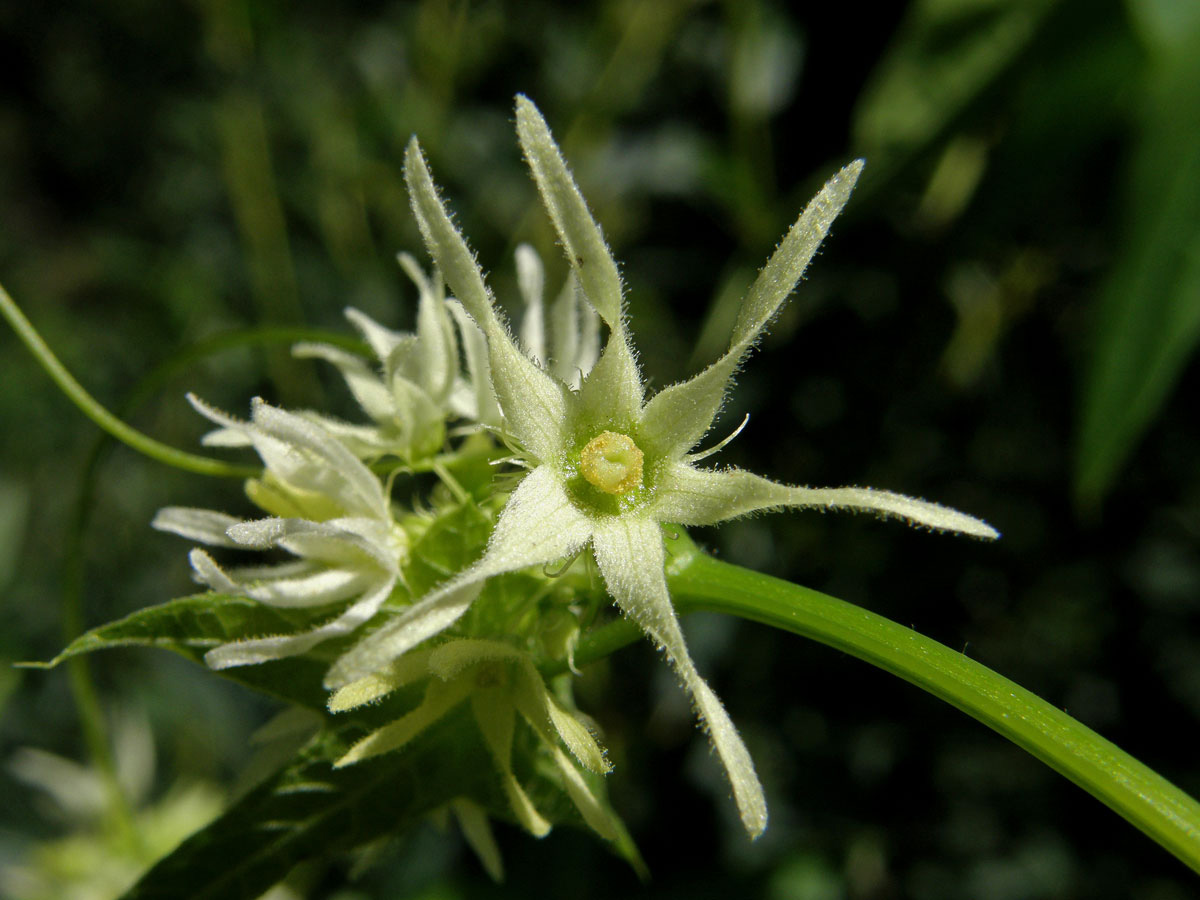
[0,280,258,478]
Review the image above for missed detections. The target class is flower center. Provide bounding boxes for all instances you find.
[580,431,644,495]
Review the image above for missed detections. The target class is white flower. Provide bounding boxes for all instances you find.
[153,396,405,668]
[290,254,487,460]
[329,96,998,838]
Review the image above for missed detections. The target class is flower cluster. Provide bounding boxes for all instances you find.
[155,96,996,860]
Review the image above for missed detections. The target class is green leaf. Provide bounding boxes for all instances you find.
[29,594,330,709]
[852,0,1060,191]
[120,714,499,899]
[1075,33,1200,505]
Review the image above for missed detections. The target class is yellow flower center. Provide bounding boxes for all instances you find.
[580,431,644,495]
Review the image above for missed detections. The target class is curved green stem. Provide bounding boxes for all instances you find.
[662,539,1200,874]
[0,281,256,478]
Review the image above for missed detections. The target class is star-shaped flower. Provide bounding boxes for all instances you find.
[328,96,998,837]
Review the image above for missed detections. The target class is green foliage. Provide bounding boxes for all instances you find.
[1075,7,1200,505]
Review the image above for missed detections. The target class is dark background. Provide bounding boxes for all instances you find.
[2,0,1199,897]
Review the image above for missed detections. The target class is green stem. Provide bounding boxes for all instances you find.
[664,545,1200,874]
[0,281,256,478]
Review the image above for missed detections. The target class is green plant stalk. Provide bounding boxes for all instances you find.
[0,281,257,478]
[660,545,1200,874]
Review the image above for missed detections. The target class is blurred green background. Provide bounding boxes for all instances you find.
[2,0,1200,897]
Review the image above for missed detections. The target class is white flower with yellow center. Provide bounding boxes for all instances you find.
[328,96,998,837]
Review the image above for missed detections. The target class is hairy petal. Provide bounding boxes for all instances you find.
[639,161,863,459]
[472,691,552,837]
[652,463,999,538]
[405,139,567,458]
[204,575,397,669]
[326,467,593,686]
[251,400,390,521]
[591,516,767,837]
[335,675,473,766]
[516,243,547,365]
[516,95,624,330]
[152,507,242,548]
[327,647,436,712]
[292,343,394,422]
[451,799,504,882]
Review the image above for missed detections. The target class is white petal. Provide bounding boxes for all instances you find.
[516,95,624,330]
[572,329,643,431]
[323,580,482,688]
[239,568,373,609]
[486,324,569,461]
[517,243,547,365]
[188,548,241,593]
[404,137,500,335]
[325,466,592,686]
[204,574,396,669]
[652,462,1000,538]
[413,266,458,400]
[327,647,435,712]
[152,507,242,548]
[345,306,405,362]
[251,400,389,521]
[639,160,863,459]
[292,343,395,422]
[447,300,502,426]
[591,516,767,837]
[405,139,567,459]
[732,160,862,349]
[637,352,738,461]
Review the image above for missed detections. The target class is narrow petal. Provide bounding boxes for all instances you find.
[323,581,482,689]
[405,139,567,459]
[345,306,404,362]
[188,548,241,593]
[548,274,600,388]
[152,507,241,548]
[446,300,502,426]
[237,568,373,609]
[251,400,389,521]
[732,160,863,348]
[292,343,395,422]
[225,517,398,572]
[404,138,496,331]
[450,799,504,882]
[327,647,435,712]
[511,658,610,775]
[652,462,1000,538]
[325,466,592,686]
[486,325,570,461]
[571,329,643,431]
[413,265,458,401]
[591,516,767,837]
[639,161,864,459]
[335,675,473,767]
[548,744,620,841]
[516,243,547,365]
[472,692,552,837]
[204,575,396,669]
[515,95,624,329]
